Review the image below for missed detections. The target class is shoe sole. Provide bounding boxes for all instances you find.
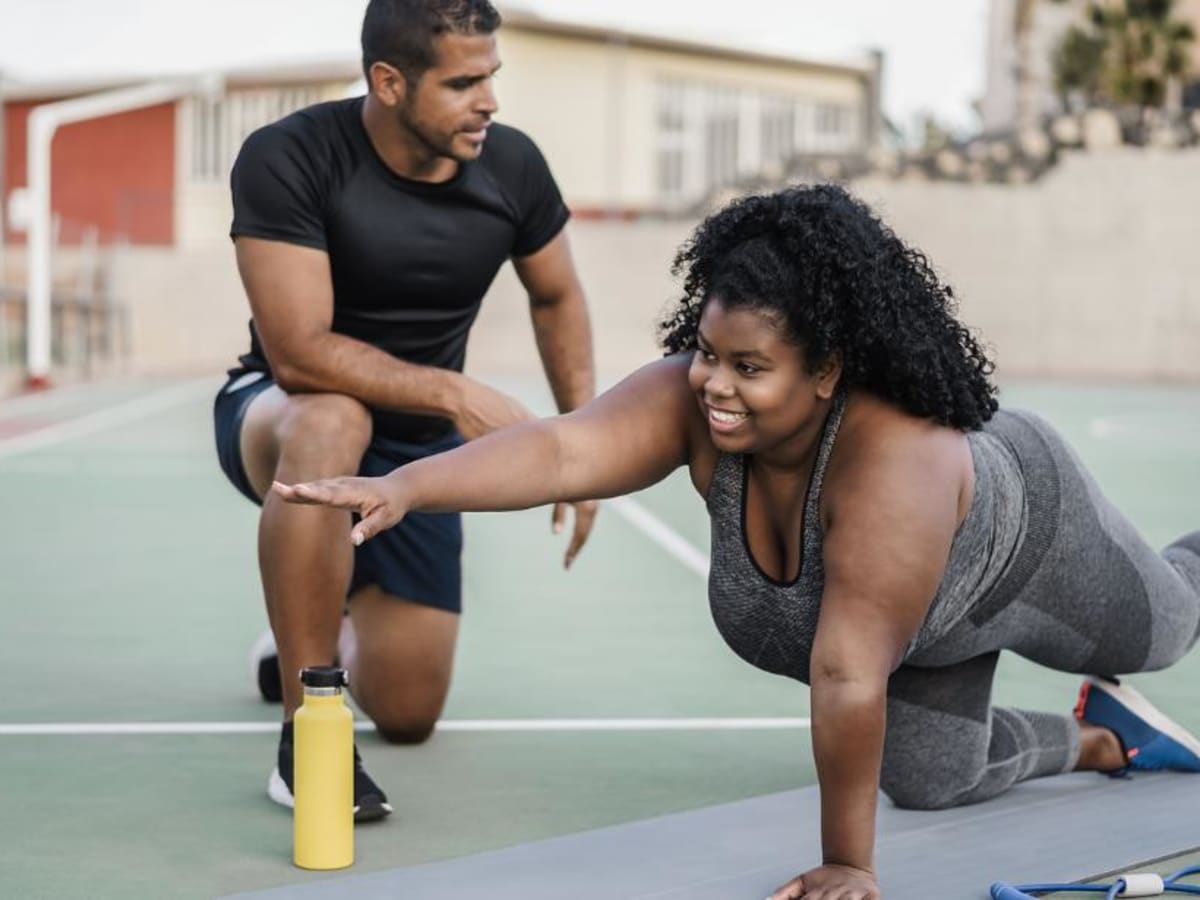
[354,798,393,823]
[267,766,294,808]
[1085,676,1200,758]
[267,766,393,823]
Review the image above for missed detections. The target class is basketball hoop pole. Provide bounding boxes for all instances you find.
[24,73,223,388]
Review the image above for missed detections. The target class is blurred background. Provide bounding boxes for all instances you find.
[0,0,1197,392]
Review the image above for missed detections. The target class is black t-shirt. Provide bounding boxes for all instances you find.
[229,97,569,441]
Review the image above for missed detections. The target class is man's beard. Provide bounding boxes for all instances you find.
[396,103,470,163]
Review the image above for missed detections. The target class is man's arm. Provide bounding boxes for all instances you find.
[236,236,532,438]
[512,228,598,565]
[512,229,595,414]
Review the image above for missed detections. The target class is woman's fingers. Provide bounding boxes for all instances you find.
[273,479,402,546]
[350,505,396,546]
[564,499,599,569]
[273,478,364,510]
[768,875,805,899]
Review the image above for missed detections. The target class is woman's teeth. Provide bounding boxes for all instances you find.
[710,409,748,424]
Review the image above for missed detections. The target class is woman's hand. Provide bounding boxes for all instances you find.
[272,475,409,546]
[550,499,599,569]
[769,864,880,900]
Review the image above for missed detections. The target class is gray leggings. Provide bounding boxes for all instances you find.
[879,411,1200,810]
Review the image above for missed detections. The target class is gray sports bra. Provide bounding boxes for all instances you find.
[705,393,1027,683]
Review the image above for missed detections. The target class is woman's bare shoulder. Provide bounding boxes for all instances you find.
[824,391,972,511]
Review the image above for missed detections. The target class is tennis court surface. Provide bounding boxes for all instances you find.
[2,374,1198,898]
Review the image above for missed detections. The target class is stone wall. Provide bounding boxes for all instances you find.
[3,147,1197,386]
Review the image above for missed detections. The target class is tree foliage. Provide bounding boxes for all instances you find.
[1052,0,1196,110]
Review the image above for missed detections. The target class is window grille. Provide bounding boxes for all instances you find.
[188,87,327,182]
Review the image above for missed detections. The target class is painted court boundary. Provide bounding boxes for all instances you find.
[0,377,215,460]
[0,718,811,736]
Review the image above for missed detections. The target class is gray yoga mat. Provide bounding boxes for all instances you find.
[225,772,1200,900]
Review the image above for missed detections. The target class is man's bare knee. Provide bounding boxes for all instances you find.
[375,718,438,745]
[275,393,372,471]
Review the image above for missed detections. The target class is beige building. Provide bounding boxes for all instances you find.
[177,10,882,246]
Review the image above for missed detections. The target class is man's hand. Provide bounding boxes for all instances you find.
[453,378,535,440]
[551,499,599,568]
[769,864,880,900]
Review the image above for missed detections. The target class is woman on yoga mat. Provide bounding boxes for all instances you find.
[275,183,1200,900]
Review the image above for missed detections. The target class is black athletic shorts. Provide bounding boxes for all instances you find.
[213,369,465,613]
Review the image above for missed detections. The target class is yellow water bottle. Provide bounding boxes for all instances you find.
[293,665,354,870]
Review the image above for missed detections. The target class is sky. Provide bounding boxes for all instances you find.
[0,0,992,135]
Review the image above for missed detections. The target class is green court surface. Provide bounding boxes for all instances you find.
[1,374,1197,898]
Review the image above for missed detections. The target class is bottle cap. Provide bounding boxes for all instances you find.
[300,666,348,688]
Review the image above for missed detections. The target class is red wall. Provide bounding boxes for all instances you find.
[4,99,175,246]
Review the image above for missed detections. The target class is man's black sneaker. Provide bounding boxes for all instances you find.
[250,630,283,704]
[268,722,393,823]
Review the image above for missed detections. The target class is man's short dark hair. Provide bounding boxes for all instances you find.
[361,0,502,83]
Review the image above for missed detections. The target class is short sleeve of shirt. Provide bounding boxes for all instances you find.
[510,133,570,258]
[230,124,328,251]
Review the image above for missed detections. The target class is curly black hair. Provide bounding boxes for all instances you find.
[658,184,998,430]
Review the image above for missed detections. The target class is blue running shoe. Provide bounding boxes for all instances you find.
[1075,676,1200,775]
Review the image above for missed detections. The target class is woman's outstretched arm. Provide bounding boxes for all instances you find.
[275,355,700,545]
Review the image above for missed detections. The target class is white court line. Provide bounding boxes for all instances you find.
[607,496,710,578]
[0,377,214,461]
[1088,413,1200,443]
[0,718,810,736]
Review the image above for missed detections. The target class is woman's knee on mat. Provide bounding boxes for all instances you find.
[879,750,986,810]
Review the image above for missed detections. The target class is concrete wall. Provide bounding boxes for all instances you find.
[42,221,690,383]
[4,146,1197,384]
[853,148,1200,380]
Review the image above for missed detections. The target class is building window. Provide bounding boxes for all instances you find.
[815,102,856,150]
[761,96,796,168]
[703,87,740,192]
[188,87,327,183]
[657,80,687,134]
[656,80,689,198]
[657,150,684,195]
[655,78,862,205]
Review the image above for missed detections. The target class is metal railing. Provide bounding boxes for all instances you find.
[0,286,130,380]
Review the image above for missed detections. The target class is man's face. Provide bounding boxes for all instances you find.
[398,32,501,162]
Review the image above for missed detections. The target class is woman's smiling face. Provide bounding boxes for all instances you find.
[687,296,839,457]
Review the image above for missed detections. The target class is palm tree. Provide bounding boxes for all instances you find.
[1052,22,1108,109]
[1054,0,1197,132]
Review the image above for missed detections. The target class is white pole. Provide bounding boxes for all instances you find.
[24,74,223,386]
[0,69,7,278]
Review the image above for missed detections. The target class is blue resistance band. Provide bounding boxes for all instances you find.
[990,864,1200,898]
